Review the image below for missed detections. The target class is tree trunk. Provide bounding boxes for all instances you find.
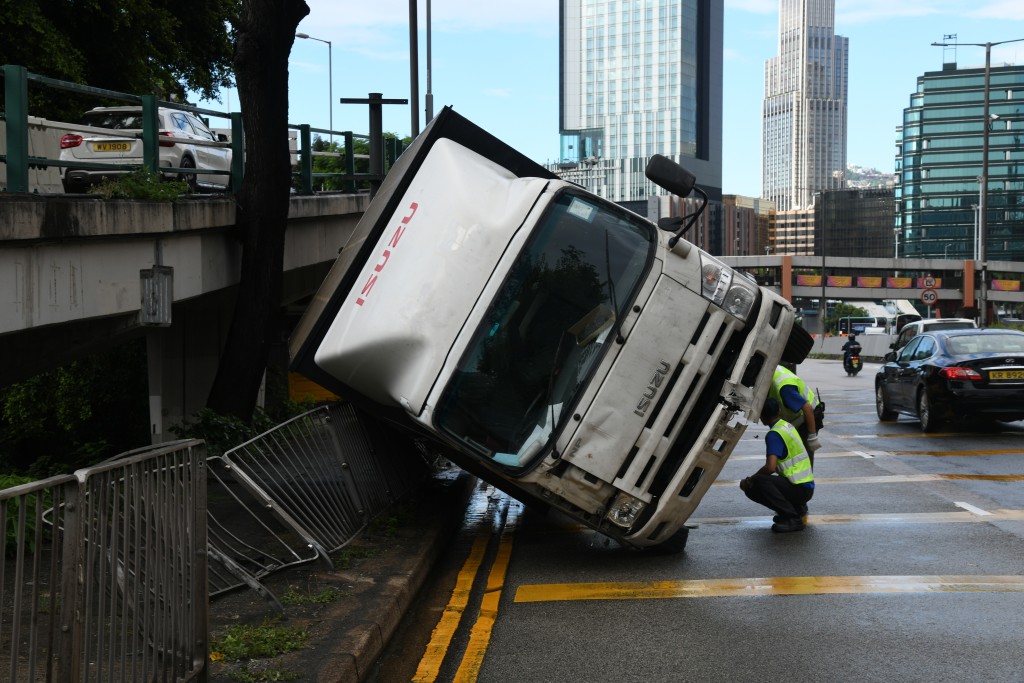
[206,0,310,421]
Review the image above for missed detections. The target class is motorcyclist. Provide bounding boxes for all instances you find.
[842,334,862,361]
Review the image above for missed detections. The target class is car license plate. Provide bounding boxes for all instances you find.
[989,369,1024,381]
[93,142,131,152]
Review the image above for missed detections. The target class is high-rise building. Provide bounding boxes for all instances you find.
[895,61,1024,262]
[762,0,848,211]
[815,188,895,258]
[558,0,723,213]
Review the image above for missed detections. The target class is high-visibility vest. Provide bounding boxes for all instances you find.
[770,419,814,485]
[770,366,819,426]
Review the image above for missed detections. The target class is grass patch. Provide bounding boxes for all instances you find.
[210,618,308,661]
[228,667,300,682]
[279,585,343,606]
[332,545,379,570]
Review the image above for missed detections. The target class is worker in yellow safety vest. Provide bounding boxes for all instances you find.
[768,364,823,463]
[740,397,815,533]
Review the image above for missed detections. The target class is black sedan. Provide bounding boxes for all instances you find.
[875,328,1024,431]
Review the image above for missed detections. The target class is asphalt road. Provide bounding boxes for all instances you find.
[372,357,1024,683]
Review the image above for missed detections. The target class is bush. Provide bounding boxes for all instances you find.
[92,168,190,201]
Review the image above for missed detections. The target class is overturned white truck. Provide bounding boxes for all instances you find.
[290,108,811,552]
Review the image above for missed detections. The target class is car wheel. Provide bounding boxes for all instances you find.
[876,383,897,422]
[917,388,939,433]
[179,156,198,193]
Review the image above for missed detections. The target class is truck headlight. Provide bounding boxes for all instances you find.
[699,254,758,320]
[605,492,646,529]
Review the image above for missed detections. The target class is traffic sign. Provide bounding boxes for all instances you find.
[921,288,938,306]
[922,276,937,288]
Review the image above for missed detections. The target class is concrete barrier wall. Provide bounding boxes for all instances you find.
[0,118,65,194]
[811,334,895,359]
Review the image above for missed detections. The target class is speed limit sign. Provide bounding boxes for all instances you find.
[921,288,938,306]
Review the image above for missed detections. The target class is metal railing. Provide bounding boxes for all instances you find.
[1,64,402,196]
[0,404,434,680]
[0,439,208,683]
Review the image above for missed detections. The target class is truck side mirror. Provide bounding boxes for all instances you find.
[645,154,695,198]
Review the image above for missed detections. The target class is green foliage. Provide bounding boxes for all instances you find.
[0,339,150,478]
[308,134,411,192]
[0,0,238,122]
[331,545,380,570]
[825,302,870,335]
[170,400,312,458]
[210,619,308,660]
[0,474,51,557]
[92,169,191,201]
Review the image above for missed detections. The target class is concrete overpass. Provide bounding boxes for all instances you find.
[0,191,368,441]
[3,192,1021,443]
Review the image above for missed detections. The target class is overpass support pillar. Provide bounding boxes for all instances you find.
[145,304,229,444]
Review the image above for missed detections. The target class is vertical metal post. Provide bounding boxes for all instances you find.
[299,124,313,194]
[979,44,991,327]
[230,112,244,192]
[408,0,420,137]
[425,0,434,123]
[344,131,355,193]
[3,64,29,192]
[141,95,160,175]
[368,94,384,198]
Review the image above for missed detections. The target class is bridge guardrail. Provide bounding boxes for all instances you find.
[2,64,400,196]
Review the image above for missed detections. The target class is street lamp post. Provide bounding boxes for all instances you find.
[296,33,333,142]
[931,37,1024,327]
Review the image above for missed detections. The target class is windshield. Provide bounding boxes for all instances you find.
[81,111,144,130]
[945,333,1024,355]
[435,191,655,468]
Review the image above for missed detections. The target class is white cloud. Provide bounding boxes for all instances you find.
[970,1,1024,21]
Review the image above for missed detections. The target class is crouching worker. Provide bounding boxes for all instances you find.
[740,397,815,533]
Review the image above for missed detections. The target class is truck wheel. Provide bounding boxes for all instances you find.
[646,526,690,554]
[780,323,814,365]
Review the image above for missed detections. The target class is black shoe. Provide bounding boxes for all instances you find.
[771,519,805,533]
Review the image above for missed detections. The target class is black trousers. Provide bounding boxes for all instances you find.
[744,474,813,521]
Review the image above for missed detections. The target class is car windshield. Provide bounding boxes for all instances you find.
[435,190,655,468]
[925,322,974,331]
[945,334,1024,355]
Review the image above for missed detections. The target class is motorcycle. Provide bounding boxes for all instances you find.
[843,343,863,376]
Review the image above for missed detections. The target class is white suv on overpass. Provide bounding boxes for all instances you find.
[60,106,232,193]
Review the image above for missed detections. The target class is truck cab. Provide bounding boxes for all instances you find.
[290,108,810,551]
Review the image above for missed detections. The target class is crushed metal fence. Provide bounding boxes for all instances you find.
[0,403,433,682]
[206,403,432,600]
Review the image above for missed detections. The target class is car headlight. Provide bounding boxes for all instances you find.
[605,492,647,529]
[699,254,759,320]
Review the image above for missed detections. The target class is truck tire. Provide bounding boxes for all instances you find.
[646,525,690,554]
[780,323,814,365]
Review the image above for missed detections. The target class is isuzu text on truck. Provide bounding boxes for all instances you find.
[290,108,811,552]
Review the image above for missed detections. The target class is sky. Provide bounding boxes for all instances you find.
[204,1,1024,198]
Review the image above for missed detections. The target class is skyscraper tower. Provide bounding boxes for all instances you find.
[762,0,848,211]
[559,0,723,210]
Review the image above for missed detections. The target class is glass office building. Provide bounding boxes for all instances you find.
[896,62,1024,262]
[762,0,848,211]
[559,0,723,209]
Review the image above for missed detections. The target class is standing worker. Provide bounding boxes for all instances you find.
[769,363,823,462]
[740,398,815,533]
